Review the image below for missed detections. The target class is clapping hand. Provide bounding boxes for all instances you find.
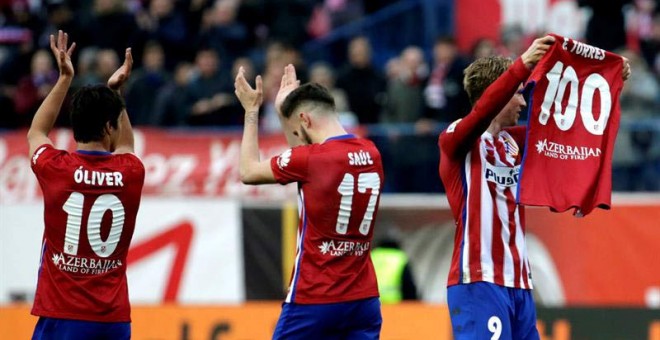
[275,64,300,114]
[108,48,133,91]
[49,30,76,78]
[234,66,263,113]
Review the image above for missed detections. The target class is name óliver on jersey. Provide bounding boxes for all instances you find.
[30,145,145,322]
[518,34,624,216]
[270,135,384,304]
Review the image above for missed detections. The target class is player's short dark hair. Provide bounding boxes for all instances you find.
[280,83,336,118]
[463,56,513,106]
[70,85,125,143]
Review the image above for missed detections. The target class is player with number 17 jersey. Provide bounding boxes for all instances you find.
[30,145,145,322]
[271,134,383,304]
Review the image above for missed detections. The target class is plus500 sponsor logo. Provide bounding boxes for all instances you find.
[484,164,520,187]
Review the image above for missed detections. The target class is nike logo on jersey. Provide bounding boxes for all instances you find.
[32,146,47,165]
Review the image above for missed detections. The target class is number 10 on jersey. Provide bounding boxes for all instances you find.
[336,172,380,236]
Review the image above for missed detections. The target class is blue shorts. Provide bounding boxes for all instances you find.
[447,282,539,340]
[32,317,130,340]
[273,297,382,340]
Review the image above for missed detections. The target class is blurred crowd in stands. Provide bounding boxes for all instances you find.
[1,0,659,191]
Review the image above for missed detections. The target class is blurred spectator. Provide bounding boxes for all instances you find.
[423,36,471,124]
[324,0,364,29]
[579,0,632,51]
[470,37,497,60]
[185,48,235,126]
[84,0,142,61]
[37,2,84,53]
[261,0,314,46]
[152,62,195,126]
[13,49,57,125]
[224,56,256,125]
[636,8,660,75]
[136,0,189,70]
[336,36,386,124]
[498,24,527,58]
[382,46,427,123]
[0,27,33,88]
[95,49,120,83]
[260,57,286,133]
[614,49,660,190]
[255,41,309,132]
[197,0,249,71]
[381,47,439,194]
[125,42,170,125]
[71,47,101,89]
[620,49,660,113]
[371,238,418,304]
[309,62,356,126]
[309,62,349,113]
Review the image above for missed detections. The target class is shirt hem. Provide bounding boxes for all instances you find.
[31,308,131,323]
[289,292,380,305]
[447,279,534,290]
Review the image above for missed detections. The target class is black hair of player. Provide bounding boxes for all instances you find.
[280,83,336,118]
[70,85,125,143]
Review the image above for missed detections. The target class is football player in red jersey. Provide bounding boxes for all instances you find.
[439,35,631,340]
[235,64,384,339]
[27,31,144,340]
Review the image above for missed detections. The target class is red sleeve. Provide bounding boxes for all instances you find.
[30,144,66,174]
[270,146,311,185]
[439,58,531,159]
[506,125,528,148]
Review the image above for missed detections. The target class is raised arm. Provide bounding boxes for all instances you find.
[27,30,76,156]
[235,67,276,184]
[108,48,135,155]
[440,36,555,158]
[274,64,303,147]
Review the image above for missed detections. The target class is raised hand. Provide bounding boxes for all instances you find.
[49,30,76,78]
[521,35,556,70]
[622,57,631,81]
[275,64,300,114]
[234,66,263,113]
[108,48,133,90]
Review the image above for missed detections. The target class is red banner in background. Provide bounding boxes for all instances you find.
[0,129,294,203]
[526,204,660,307]
[455,0,585,53]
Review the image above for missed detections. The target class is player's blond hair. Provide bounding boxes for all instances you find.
[463,56,513,106]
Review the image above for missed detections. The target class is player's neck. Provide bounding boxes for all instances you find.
[487,121,503,135]
[77,141,111,153]
[317,120,349,143]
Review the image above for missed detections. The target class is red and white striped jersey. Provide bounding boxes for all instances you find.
[439,58,534,289]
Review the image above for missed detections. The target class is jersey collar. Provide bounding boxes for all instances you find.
[324,134,356,142]
[76,150,112,156]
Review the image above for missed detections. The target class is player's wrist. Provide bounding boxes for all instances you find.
[58,73,74,82]
[244,110,259,124]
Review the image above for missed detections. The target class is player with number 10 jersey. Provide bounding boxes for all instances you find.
[271,136,383,304]
[31,146,144,322]
[28,31,142,339]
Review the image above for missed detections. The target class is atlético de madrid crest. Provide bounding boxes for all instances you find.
[502,135,519,157]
